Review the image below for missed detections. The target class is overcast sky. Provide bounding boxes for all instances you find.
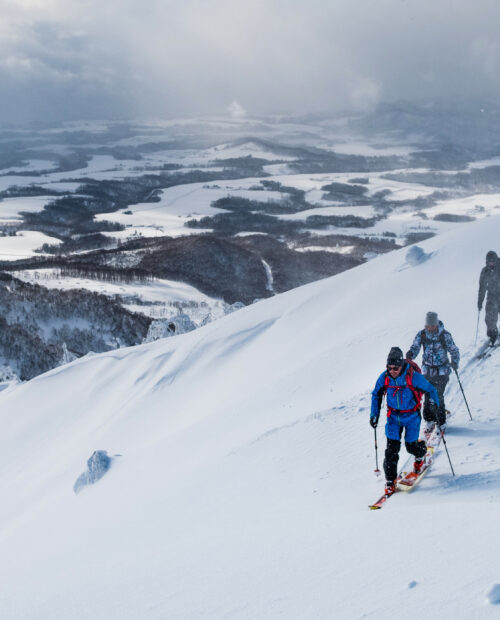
[1,0,500,123]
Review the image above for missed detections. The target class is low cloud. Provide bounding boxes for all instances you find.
[2,0,500,123]
[227,101,247,119]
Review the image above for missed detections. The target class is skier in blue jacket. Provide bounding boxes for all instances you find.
[371,346,440,494]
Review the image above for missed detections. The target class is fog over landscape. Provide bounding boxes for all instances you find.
[2,0,500,122]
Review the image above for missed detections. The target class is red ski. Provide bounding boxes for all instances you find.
[369,475,402,510]
[369,422,445,509]
[397,447,434,490]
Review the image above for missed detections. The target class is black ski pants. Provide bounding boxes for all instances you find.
[423,374,449,426]
[384,436,427,482]
[485,297,499,343]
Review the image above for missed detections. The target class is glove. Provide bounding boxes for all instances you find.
[429,402,439,417]
[451,361,458,371]
[370,416,379,429]
[405,350,413,360]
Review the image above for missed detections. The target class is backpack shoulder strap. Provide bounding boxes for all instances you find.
[383,372,390,391]
[405,365,423,408]
[405,364,414,387]
[384,366,422,415]
[420,329,427,345]
[421,328,448,351]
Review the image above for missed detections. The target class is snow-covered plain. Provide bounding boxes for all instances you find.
[97,169,492,243]
[2,118,500,266]
[0,196,55,222]
[15,269,216,305]
[0,231,61,260]
[15,269,230,322]
[95,182,284,238]
[1,159,59,175]
[1,211,500,618]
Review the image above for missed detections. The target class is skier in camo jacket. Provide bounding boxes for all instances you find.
[406,311,460,432]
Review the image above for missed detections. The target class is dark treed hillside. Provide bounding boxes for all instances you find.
[0,273,151,380]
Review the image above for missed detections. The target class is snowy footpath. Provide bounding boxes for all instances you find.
[1,215,500,618]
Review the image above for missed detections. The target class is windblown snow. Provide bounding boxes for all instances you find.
[1,214,500,619]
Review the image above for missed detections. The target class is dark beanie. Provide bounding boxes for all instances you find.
[425,311,439,326]
[387,346,404,366]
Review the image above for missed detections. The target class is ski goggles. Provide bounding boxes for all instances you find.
[386,364,403,371]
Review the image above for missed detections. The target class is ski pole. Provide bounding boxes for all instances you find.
[454,368,473,421]
[374,427,381,476]
[474,309,481,347]
[432,406,455,477]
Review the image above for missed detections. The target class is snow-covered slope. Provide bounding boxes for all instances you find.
[1,214,500,618]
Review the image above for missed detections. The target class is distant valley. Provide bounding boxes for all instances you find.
[2,101,500,379]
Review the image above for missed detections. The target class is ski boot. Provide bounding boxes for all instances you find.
[384,480,396,496]
[423,420,435,439]
[413,458,425,475]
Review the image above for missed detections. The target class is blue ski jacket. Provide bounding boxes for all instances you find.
[371,363,439,420]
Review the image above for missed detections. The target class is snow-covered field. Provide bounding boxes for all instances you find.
[1,210,500,618]
[0,196,55,223]
[1,117,500,264]
[324,142,415,157]
[96,169,496,242]
[15,269,230,322]
[95,182,284,238]
[0,231,61,260]
[1,159,59,175]
[15,269,215,305]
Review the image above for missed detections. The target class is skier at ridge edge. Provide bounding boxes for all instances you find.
[478,250,500,346]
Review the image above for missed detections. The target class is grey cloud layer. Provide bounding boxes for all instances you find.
[1,0,500,122]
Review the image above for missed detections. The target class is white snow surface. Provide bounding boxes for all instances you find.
[1,122,499,252]
[15,269,216,306]
[0,230,61,260]
[96,181,283,237]
[1,213,500,618]
[0,159,58,174]
[324,141,416,157]
[0,196,54,222]
[15,269,230,323]
[202,140,296,162]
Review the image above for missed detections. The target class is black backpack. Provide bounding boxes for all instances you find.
[420,329,448,350]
